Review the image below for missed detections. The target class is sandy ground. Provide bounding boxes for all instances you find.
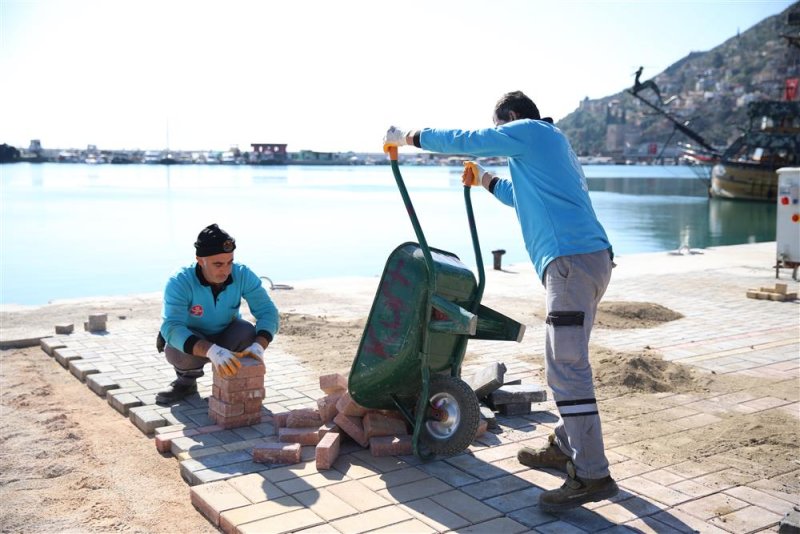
[1,284,798,532]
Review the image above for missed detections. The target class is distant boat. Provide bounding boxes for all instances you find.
[708,101,800,202]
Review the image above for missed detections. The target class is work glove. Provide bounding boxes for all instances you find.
[462,161,488,187]
[383,126,408,147]
[237,342,265,364]
[206,344,241,378]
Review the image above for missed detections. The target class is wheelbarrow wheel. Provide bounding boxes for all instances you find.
[419,375,481,456]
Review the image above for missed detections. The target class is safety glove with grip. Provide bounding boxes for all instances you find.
[206,344,241,377]
[462,161,488,187]
[383,126,408,147]
[237,342,265,364]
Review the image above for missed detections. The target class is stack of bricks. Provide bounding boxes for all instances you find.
[208,357,265,429]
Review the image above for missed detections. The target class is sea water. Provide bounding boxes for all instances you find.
[0,163,776,305]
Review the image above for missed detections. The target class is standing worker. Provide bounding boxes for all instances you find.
[383,90,617,512]
[155,223,279,405]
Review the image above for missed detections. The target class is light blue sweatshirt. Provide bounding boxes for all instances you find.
[160,263,279,352]
[420,119,611,280]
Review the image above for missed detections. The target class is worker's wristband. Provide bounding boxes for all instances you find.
[488,176,499,193]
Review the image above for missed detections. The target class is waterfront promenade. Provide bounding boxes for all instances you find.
[2,242,798,533]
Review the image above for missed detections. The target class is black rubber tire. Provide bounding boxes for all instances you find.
[419,374,481,456]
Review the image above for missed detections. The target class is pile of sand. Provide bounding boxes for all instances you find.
[593,347,698,394]
[595,301,684,329]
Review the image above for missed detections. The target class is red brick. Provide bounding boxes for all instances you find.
[272,412,289,428]
[243,398,264,414]
[286,408,322,428]
[315,431,341,470]
[278,426,320,446]
[319,422,338,437]
[317,392,343,423]
[209,397,244,418]
[336,391,367,417]
[211,412,262,429]
[214,374,249,393]
[369,435,413,457]
[333,413,368,448]
[476,418,488,437]
[233,357,266,379]
[363,411,409,440]
[252,442,302,465]
[219,387,265,404]
[245,376,264,389]
[319,373,348,394]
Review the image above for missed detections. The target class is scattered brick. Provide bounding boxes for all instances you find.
[54,323,74,335]
[467,362,507,399]
[363,411,408,440]
[252,442,302,465]
[316,430,341,470]
[333,413,369,447]
[336,391,368,417]
[497,402,532,416]
[475,418,488,437]
[369,435,413,457]
[286,408,322,428]
[487,384,547,406]
[86,313,107,333]
[318,422,338,437]
[317,391,343,423]
[319,372,348,394]
[272,412,289,428]
[278,426,321,446]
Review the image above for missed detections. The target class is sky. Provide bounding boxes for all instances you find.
[0,0,796,154]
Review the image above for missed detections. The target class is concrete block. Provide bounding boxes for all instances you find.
[315,431,342,470]
[68,359,98,382]
[467,362,507,399]
[336,391,367,417]
[333,412,368,448]
[40,337,66,356]
[54,323,74,335]
[129,407,167,435]
[363,411,408,440]
[286,408,322,428]
[369,435,413,457]
[487,384,547,406]
[86,373,120,396]
[86,313,107,332]
[53,348,81,368]
[253,442,302,465]
[278,426,320,446]
[479,405,498,429]
[319,372,348,394]
[107,390,142,416]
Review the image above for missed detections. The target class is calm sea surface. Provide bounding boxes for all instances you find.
[0,163,776,305]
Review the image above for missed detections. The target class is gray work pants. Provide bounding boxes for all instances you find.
[164,318,256,385]
[543,249,613,480]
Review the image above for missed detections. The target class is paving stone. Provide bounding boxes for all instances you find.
[190,480,251,526]
[294,488,359,521]
[467,362,507,399]
[219,495,303,533]
[429,489,503,523]
[192,460,267,485]
[316,430,341,470]
[86,374,120,397]
[226,473,286,503]
[402,497,472,532]
[317,392,343,424]
[336,391,368,417]
[40,337,66,355]
[487,384,547,407]
[364,412,409,440]
[319,372,348,394]
[53,347,81,368]
[252,443,301,465]
[129,407,167,434]
[325,480,393,512]
[170,433,225,456]
[334,413,368,447]
[328,506,413,534]
[370,435,412,457]
[68,359,99,381]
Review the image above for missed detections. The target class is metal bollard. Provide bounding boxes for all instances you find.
[491,249,506,270]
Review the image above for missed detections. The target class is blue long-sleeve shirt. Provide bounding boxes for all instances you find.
[160,263,279,353]
[420,119,611,280]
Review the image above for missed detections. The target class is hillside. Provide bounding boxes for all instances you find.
[557,2,800,159]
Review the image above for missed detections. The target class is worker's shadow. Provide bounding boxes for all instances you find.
[371,413,699,534]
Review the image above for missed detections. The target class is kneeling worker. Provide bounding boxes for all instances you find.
[156,223,279,405]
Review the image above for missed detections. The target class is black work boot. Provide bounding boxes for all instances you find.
[517,433,571,473]
[539,461,619,512]
[155,380,198,406]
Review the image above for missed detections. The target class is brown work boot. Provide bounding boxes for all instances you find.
[517,433,570,472]
[539,462,619,512]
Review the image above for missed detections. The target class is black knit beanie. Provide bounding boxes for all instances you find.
[194,224,236,257]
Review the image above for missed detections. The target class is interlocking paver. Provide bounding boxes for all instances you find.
[23,243,800,533]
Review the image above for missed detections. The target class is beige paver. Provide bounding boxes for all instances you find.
[327,506,413,533]
[237,508,325,534]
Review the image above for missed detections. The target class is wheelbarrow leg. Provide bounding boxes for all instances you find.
[412,366,434,460]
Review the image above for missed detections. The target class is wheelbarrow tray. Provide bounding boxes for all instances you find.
[348,241,476,411]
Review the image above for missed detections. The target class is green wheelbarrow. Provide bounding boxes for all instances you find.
[348,145,526,459]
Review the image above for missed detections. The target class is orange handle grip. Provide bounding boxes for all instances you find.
[383,143,398,161]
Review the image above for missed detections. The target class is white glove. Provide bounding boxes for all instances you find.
[237,341,265,363]
[462,161,488,187]
[383,126,408,147]
[206,344,241,377]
